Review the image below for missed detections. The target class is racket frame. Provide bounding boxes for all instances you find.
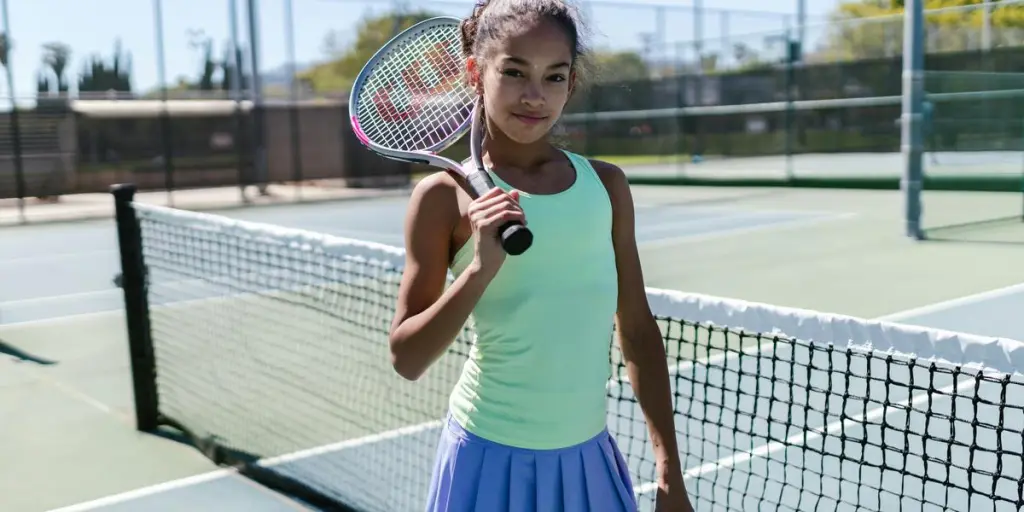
[347,16,533,255]
[348,16,470,174]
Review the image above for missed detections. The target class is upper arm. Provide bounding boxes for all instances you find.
[590,159,653,336]
[389,172,460,338]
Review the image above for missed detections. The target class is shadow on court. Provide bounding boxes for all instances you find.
[0,339,58,366]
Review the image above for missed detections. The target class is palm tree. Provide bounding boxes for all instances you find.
[41,42,72,94]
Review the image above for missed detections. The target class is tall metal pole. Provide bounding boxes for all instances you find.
[246,0,268,196]
[1,0,25,223]
[153,0,174,206]
[655,6,665,78]
[284,0,304,198]
[796,0,806,63]
[982,0,992,52]
[902,0,926,240]
[693,0,703,104]
[228,0,246,203]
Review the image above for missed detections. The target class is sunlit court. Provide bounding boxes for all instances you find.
[2,1,1024,512]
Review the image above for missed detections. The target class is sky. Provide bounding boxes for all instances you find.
[1,0,843,101]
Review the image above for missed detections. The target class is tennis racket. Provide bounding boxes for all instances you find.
[348,16,534,256]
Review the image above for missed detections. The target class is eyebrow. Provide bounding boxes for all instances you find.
[504,56,570,69]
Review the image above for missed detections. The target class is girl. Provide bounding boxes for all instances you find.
[387,1,693,510]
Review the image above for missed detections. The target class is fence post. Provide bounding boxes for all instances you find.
[246,0,269,196]
[284,0,304,198]
[228,0,248,203]
[1,0,26,223]
[153,0,175,206]
[902,0,926,240]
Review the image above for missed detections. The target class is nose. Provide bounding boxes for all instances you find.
[521,82,544,109]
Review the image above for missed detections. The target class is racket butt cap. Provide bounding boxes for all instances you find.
[500,223,533,256]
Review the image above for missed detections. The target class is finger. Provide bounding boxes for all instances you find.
[475,186,504,201]
[480,209,525,231]
[507,189,520,202]
[470,198,524,225]
[471,208,525,233]
[477,198,524,222]
[468,192,521,216]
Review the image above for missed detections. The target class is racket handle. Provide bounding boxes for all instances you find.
[466,171,534,256]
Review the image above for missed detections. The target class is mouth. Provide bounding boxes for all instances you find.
[512,113,548,125]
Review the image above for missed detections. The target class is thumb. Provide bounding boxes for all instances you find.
[508,189,520,202]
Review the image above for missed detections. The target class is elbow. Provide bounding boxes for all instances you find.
[388,334,425,382]
[391,352,425,381]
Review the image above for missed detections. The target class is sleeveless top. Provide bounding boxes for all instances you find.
[448,150,619,450]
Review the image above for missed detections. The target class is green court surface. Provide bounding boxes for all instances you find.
[3,185,1024,511]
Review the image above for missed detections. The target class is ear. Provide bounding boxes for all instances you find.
[567,69,578,98]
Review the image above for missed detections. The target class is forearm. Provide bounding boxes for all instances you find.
[389,264,493,380]
[622,322,683,475]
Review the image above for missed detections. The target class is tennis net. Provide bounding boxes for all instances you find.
[111,185,1024,512]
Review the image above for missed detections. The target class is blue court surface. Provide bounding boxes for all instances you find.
[45,277,1024,509]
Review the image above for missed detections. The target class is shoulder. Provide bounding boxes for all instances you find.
[585,158,633,210]
[405,171,463,244]
[408,171,462,217]
[586,158,628,187]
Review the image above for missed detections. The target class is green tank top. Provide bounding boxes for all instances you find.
[448,150,619,450]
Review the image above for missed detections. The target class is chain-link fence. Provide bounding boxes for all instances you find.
[1,0,1023,222]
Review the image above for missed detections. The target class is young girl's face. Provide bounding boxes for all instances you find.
[470,17,576,145]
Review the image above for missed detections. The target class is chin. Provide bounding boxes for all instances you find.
[499,122,555,145]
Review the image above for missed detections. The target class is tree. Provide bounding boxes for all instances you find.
[0,32,14,98]
[220,44,248,93]
[298,10,442,94]
[0,32,9,69]
[187,29,217,92]
[78,39,133,96]
[39,42,72,95]
[814,0,1024,62]
[590,51,650,83]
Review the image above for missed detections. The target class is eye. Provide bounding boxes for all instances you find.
[501,68,524,78]
[548,74,567,83]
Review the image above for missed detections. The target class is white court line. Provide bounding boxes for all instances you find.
[875,281,1024,322]
[0,289,121,310]
[46,471,242,512]
[45,277,1015,511]
[639,212,857,250]
[0,307,123,330]
[0,249,114,265]
[45,421,445,512]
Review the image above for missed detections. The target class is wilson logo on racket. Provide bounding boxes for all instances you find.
[371,41,465,123]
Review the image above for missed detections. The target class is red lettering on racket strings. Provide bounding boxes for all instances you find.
[371,43,464,123]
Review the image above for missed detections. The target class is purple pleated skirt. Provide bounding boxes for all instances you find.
[425,413,638,512]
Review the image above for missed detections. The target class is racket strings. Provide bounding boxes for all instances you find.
[355,24,474,152]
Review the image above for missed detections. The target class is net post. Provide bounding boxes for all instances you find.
[110,183,160,432]
[901,0,926,240]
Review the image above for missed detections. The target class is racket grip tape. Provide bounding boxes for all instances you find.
[466,171,534,256]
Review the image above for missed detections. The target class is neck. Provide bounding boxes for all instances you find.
[481,122,558,172]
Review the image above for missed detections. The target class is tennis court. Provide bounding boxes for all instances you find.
[1,181,1020,512]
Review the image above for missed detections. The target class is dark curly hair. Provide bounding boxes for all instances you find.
[459,0,590,81]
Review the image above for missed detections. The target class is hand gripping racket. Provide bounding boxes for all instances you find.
[348,16,534,256]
